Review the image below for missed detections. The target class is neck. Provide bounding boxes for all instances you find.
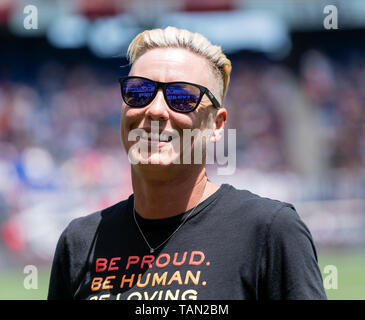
[131,165,218,219]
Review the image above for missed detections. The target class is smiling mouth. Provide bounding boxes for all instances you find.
[133,129,180,144]
[141,131,174,142]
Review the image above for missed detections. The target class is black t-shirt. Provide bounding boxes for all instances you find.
[47,184,327,300]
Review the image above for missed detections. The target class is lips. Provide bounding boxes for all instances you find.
[133,128,180,148]
[141,131,173,142]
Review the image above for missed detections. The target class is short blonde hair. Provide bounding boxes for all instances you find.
[126,26,232,103]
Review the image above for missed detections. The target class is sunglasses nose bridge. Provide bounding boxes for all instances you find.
[144,86,170,120]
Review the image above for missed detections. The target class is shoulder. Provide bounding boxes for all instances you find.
[223,185,315,252]
[61,198,130,247]
[220,183,297,225]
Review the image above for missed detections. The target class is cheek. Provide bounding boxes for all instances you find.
[120,107,129,139]
[121,106,145,129]
[120,107,141,148]
[120,116,129,151]
[196,110,215,131]
[177,118,194,131]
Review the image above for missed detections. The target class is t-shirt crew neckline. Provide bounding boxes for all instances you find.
[129,183,230,227]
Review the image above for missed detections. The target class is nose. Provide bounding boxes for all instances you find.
[144,89,169,121]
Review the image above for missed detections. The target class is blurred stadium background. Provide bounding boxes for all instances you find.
[1,0,365,299]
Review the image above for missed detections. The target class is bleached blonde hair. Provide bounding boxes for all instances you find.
[126,26,232,103]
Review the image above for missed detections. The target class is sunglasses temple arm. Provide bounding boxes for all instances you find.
[205,89,221,109]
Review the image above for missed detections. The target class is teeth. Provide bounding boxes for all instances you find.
[141,131,172,142]
[159,133,170,142]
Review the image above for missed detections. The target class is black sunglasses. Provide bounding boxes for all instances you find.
[119,76,220,113]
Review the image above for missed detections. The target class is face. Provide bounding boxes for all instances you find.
[120,47,226,169]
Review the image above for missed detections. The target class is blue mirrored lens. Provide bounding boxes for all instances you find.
[166,83,200,112]
[122,78,156,106]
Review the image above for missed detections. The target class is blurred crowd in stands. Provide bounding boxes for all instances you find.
[1,46,365,257]
[225,50,365,200]
[0,62,132,223]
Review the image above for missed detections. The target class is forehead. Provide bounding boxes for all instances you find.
[130,47,217,90]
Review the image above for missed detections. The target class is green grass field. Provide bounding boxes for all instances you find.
[317,249,365,300]
[0,250,364,300]
[0,266,51,300]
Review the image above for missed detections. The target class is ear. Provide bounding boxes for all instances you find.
[210,108,227,143]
